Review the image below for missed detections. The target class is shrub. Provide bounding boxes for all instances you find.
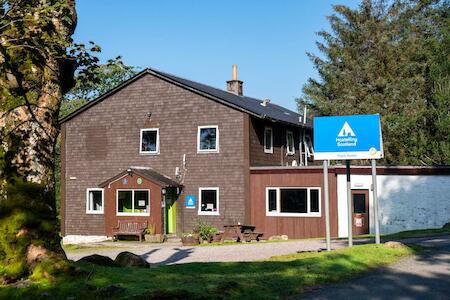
[192,219,218,242]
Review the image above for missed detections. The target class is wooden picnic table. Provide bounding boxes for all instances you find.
[220,224,263,243]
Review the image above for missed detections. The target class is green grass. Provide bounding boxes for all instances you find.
[0,244,415,300]
[351,227,450,240]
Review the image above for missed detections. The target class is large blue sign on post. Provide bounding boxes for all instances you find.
[313,114,383,160]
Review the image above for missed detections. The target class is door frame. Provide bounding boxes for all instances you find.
[351,189,370,235]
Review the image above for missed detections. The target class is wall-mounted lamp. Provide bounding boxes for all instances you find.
[147,112,152,118]
[127,168,132,176]
[161,188,166,195]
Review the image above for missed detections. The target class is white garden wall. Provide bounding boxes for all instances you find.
[337,174,450,237]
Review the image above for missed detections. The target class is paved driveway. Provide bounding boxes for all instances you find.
[300,236,450,300]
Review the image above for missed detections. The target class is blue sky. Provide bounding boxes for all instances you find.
[74,0,359,111]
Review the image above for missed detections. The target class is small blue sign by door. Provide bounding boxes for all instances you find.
[185,195,196,209]
[314,114,383,160]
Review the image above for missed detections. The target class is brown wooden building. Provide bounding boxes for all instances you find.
[60,66,319,244]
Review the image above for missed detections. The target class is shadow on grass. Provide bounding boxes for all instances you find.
[0,244,414,300]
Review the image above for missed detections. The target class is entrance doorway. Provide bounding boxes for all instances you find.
[164,187,179,234]
[352,189,369,235]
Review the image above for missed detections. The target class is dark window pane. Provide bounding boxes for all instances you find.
[141,130,157,152]
[310,189,319,212]
[201,189,217,212]
[280,189,307,213]
[353,194,366,213]
[89,190,103,211]
[265,129,272,150]
[199,128,217,150]
[287,132,295,153]
[134,190,149,213]
[118,191,132,213]
[268,189,277,211]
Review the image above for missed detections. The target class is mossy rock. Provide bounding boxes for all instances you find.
[114,251,149,268]
[78,254,118,267]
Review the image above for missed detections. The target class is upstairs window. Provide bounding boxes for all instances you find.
[198,126,219,153]
[140,128,159,154]
[286,130,295,155]
[266,187,321,217]
[264,127,273,153]
[86,188,104,214]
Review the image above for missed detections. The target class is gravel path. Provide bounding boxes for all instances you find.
[66,239,356,265]
[299,236,450,300]
[65,235,450,266]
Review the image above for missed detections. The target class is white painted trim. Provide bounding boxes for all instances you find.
[198,187,220,215]
[286,130,295,155]
[264,126,273,154]
[265,187,321,217]
[197,125,219,153]
[116,189,151,216]
[86,188,104,214]
[139,128,160,155]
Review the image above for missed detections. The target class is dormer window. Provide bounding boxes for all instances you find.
[140,128,159,154]
[197,126,219,153]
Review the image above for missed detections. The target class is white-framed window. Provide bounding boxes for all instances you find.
[198,187,219,215]
[116,189,150,216]
[86,188,104,214]
[266,187,321,217]
[197,126,219,153]
[140,128,159,154]
[264,126,273,153]
[286,130,295,155]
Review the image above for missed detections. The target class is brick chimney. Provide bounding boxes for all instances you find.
[226,64,243,96]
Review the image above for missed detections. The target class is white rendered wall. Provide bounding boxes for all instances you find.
[337,174,450,237]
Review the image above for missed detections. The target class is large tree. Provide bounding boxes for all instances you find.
[299,0,449,165]
[0,0,101,282]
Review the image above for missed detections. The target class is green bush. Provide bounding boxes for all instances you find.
[192,219,218,242]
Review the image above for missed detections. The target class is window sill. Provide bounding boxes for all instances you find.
[86,211,104,215]
[266,212,321,218]
[197,150,219,154]
[264,149,273,154]
[139,152,160,155]
[117,213,150,217]
[198,211,220,216]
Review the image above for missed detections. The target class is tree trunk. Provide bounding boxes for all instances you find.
[0,0,77,282]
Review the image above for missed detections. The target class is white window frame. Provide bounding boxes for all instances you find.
[264,126,273,154]
[265,187,321,217]
[116,189,151,216]
[198,187,220,216]
[286,130,295,155]
[86,188,104,214]
[139,128,160,155]
[197,125,219,153]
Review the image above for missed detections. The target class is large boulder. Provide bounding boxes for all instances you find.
[114,251,149,268]
[384,241,407,249]
[78,254,118,267]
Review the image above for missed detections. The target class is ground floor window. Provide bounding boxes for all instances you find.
[117,189,150,216]
[86,188,104,214]
[198,187,219,215]
[266,187,320,217]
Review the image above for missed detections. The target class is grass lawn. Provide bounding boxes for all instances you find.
[0,244,415,300]
[351,227,450,240]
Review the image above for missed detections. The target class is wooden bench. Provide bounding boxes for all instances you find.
[113,221,147,242]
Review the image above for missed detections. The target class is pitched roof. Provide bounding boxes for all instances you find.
[60,68,311,127]
[99,167,180,188]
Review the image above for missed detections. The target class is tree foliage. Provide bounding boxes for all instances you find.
[60,58,137,118]
[299,0,449,165]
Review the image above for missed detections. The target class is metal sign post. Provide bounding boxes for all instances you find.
[314,114,384,248]
[323,160,331,251]
[346,160,353,247]
[372,159,381,244]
